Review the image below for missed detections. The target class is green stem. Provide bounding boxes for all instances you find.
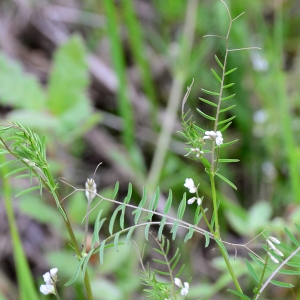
[253,254,269,299]
[200,205,214,234]
[58,199,93,300]
[196,190,214,233]
[209,173,220,238]
[217,239,243,295]
[83,197,93,254]
[54,284,62,300]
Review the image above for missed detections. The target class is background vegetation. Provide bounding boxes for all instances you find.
[0,0,300,299]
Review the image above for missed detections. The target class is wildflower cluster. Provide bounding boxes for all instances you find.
[203,130,223,146]
[40,268,59,296]
[190,147,203,158]
[184,178,202,206]
[174,278,189,296]
[266,236,283,264]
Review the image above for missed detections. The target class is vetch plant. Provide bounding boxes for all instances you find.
[1,1,300,300]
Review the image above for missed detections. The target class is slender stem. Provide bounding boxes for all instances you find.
[217,239,243,294]
[54,284,62,300]
[207,3,243,296]
[196,190,214,233]
[83,197,93,254]
[209,173,219,238]
[59,200,93,300]
[199,205,214,234]
[253,254,269,299]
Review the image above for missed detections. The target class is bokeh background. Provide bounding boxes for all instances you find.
[0,0,300,299]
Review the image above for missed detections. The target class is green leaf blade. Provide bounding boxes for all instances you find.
[215,55,224,69]
[196,109,216,121]
[211,68,222,83]
[201,88,220,96]
[225,67,238,76]
[227,289,251,300]
[244,258,259,283]
[270,280,294,288]
[215,173,237,190]
[285,228,300,246]
[222,94,236,101]
[199,97,218,107]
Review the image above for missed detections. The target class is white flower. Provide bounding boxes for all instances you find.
[203,131,216,140]
[273,248,284,257]
[267,252,279,264]
[40,284,55,295]
[191,148,203,158]
[215,131,223,146]
[40,268,58,296]
[174,278,182,287]
[43,272,51,284]
[187,197,202,206]
[174,278,189,296]
[85,178,97,201]
[266,239,276,250]
[268,236,281,244]
[43,268,58,285]
[203,131,223,146]
[181,282,189,296]
[184,178,197,193]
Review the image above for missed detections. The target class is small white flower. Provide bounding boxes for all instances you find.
[268,236,281,244]
[43,272,51,284]
[273,248,284,257]
[85,178,97,201]
[203,131,223,146]
[187,197,197,205]
[190,148,203,158]
[267,252,279,264]
[181,282,189,296]
[187,197,202,206]
[266,239,276,250]
[197,197,202,206]
[215,131,223,146]
[174,278,182,288]
[40,268,58,295]
[184,178,197,193]
[203,131,216,140]
[174,278,189,296]
[43,268,58,285]
[40,284,55,295]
